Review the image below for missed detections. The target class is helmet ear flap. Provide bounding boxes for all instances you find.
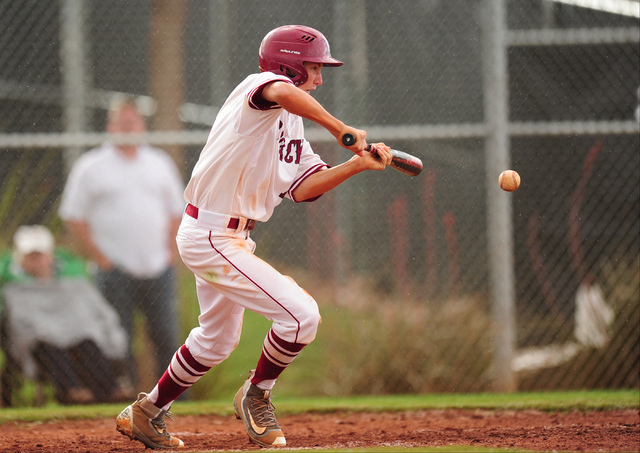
[282,66,295,79]
[278,64,307,86]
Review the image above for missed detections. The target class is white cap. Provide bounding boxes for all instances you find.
[13,225,55,257]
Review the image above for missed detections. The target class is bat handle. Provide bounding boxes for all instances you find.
[341,133,372,151]
[341,133,357,146]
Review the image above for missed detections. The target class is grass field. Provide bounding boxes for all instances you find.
[1,388,637,424]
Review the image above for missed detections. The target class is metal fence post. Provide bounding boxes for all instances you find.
[60,0,89,173]
[482,0,517,392]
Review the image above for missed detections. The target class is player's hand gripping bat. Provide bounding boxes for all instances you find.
[341,133,423,176]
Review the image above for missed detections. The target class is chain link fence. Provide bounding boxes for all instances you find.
[0,0,638,405]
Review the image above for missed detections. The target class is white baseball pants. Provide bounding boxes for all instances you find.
[176,210,320,369]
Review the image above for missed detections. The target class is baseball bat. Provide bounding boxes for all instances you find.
[341,133,423,176]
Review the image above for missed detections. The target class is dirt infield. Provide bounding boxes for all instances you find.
[1,409,638,452]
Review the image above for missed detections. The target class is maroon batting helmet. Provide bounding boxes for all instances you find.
[259,25,343,86]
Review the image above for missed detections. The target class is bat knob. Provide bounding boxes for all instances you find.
[341,133,356,146]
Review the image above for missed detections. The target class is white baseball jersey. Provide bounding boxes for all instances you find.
[184,72,328,222]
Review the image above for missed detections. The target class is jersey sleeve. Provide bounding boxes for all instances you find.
[283,140,329,203]
[247,73,295,111]
[58,153,94,222]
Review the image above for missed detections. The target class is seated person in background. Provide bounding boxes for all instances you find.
[0,225,132,404]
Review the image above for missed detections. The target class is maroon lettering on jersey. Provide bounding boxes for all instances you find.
[283,139,302,164]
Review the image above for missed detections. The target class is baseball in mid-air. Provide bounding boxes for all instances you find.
[499,170,521,192]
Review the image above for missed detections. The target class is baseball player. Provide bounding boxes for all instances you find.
[116,24,392,449]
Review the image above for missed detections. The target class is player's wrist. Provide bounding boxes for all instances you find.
[346,155,369,173]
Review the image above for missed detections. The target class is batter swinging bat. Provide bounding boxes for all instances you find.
[341,133,423,176]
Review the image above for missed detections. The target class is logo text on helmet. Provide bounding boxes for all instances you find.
[280,49,301,55]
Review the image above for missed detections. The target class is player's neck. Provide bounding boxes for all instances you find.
[117,145,139,159]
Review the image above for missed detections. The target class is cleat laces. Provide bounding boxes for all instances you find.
[250,392,280,429]
[151,411,174,437]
